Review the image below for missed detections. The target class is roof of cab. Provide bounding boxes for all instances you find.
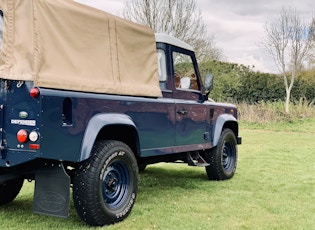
[155,33,194,51]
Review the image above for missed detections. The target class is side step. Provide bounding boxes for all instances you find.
[187,152,210,167]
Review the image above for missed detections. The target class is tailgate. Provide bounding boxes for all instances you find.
[0,80,41,167]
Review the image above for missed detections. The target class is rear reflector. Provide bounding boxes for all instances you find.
[29,144,40,150]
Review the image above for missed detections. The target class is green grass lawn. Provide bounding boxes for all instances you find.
[0,119,314,229]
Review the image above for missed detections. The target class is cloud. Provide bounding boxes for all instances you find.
[81,0,315,73]
[196,0,315,73]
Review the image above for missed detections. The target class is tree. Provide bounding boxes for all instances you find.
[307,18,315,66]
[262,7,314,113]
[123,0,222,61]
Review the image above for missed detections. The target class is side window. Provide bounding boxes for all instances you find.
[173,52,199,91]
[157,49,167,90]
[0,10,3,48]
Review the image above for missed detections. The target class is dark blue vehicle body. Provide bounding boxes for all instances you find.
[0,39,241,223]
[0,41,240,169]
[0,1,241,226]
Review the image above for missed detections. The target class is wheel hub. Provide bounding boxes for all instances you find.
[102,162,130,208]
[105,172,118,193]
[222,142,234,170]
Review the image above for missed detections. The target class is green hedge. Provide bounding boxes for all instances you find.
[199,61,315,104]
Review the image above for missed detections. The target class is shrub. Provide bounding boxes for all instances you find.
[237,100,315,124]
[200,61,315,104]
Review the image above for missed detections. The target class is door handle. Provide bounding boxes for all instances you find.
[177,108,188,115]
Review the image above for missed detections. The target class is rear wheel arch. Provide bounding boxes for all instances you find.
[96,124,140,157]
[79,113,140,162]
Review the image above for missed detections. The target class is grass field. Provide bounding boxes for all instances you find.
[0,119,314,229]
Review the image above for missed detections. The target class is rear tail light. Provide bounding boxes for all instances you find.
[17,129,28,143]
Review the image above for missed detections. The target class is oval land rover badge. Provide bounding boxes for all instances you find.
[19,111,28,119]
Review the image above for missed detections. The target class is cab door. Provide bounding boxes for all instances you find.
[175,92,207,147]
[171,49,209,148]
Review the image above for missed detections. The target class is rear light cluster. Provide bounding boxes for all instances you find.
[17,129,40,150]
[14,87,40,150]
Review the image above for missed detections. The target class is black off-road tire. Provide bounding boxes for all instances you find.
[205,129,238,180]
[0,177,24,205]
[73,140,138,226]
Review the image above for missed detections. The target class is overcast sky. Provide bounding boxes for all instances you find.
[77,0,315,73]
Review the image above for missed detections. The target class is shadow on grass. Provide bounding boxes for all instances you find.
[0,193,87,228]
[0,163,220,229]
[0,198,32,213]
[137,163,219,195]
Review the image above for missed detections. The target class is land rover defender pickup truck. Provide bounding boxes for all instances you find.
[0,0,241,226]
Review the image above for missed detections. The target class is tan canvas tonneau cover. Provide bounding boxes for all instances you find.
[0,0,162,97]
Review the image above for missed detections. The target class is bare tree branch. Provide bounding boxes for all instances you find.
[262,7,315,113]
[123,0,223,61]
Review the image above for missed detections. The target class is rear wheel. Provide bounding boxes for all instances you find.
[0,177,24,205]
[205,129,238,180]
[73,140,138,226]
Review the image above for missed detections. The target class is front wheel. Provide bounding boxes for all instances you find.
[205,129,238,180]
[73,140,138,226]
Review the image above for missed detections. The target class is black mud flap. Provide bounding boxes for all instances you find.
[33,163,70,218]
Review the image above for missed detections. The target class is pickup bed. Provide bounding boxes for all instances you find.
[0,0,241,226]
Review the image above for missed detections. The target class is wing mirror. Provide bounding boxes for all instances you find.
[204,74,213,92]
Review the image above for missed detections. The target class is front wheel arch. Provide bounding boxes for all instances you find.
[212,114,238,147]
